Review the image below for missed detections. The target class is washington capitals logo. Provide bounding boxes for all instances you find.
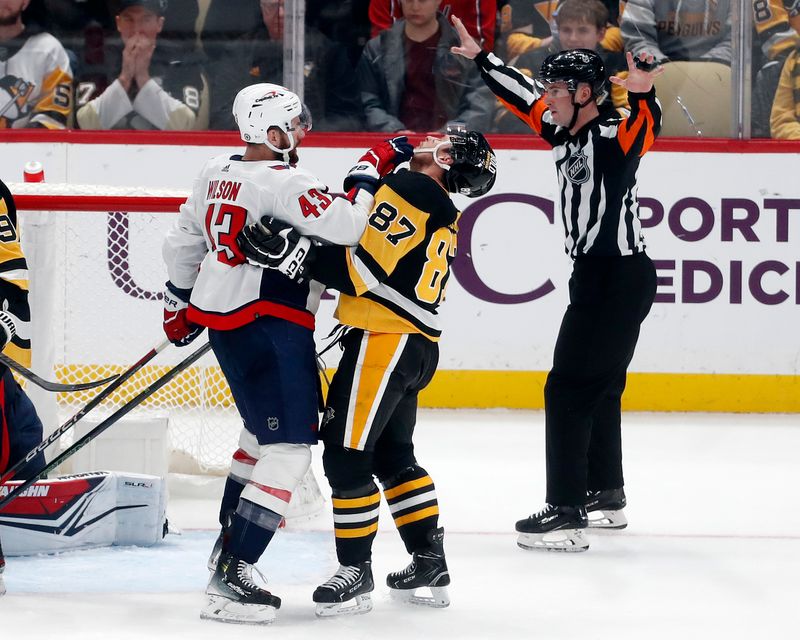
[565,150,590,185]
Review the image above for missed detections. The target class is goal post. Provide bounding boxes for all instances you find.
[8,182,325,522]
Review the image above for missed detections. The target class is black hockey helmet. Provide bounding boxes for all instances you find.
[538,48,607,98]
[444,129,497,198]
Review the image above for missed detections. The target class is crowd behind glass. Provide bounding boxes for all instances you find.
[3,0,799,139]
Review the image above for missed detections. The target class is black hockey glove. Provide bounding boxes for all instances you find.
[236,216,316,282]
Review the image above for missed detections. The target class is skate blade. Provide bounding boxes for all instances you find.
[390,585,450,608]
[588,509,628,530]
[517,528,589,552]
[201,594,277,625]
[315,593,373,618]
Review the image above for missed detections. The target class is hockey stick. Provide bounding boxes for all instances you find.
[0,341,212,511]
[0,337,171,486]
[0,352,120,392]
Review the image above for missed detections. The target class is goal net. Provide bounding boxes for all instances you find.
[9,183,325,521]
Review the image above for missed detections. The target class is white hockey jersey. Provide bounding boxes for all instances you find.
[0,30,73,129]
[163,153,371,330]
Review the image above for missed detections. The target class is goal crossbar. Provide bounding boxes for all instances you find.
[7,182,189,212]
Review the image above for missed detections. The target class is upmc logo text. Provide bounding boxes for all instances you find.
[451,194,800,306]
[105,194,800,307]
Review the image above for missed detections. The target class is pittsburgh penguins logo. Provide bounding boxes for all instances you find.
[0,75,34,125]
[565,150,590,185]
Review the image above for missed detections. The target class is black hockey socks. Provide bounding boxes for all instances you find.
[381,466,439,554]
[218,476,246,528]
[332,482,381,565]
[226,498,282,564]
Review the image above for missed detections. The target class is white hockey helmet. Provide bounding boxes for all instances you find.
[232,83,312,157]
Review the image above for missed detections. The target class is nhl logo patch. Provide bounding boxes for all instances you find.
[565,150,590,185]
[267,417,279,431]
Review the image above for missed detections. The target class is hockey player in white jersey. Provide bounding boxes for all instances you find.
[161,82,412,625]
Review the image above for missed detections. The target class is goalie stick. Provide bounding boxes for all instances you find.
[0,352,119,392]
[0,341,212,510]
[0,338,171,486]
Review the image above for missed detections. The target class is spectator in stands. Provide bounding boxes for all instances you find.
[620,0,732,64]
[75,0,206,130]
[496,0,626,132]
[0,0,73,129]
[358,0,493,133]
[769,44,800,138]
[368,0,497,51]
[752,0,800,137]
[308,0,373,66]
[202,0,362,131]
[501,0,624,61]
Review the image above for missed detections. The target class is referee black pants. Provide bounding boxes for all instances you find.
[544,252,657,506]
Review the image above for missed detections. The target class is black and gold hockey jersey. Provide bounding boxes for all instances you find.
[0,180,31,367]
[313,169,459,341]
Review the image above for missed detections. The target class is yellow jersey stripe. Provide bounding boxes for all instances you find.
[383,476,434,500]
[393,505,440,528]
[334,522,380,538]
[332,493,381,509]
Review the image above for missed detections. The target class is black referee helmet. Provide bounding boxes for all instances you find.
[539,49,607,98]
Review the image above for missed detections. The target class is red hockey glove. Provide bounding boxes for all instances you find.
[343,136,414,192]
[163,282,203,347]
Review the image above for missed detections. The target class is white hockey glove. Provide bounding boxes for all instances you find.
[0,306,16,350]
[236,216,315,282]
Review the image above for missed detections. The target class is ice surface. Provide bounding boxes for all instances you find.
[2,409,798,639]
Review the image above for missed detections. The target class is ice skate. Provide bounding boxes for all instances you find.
[586,488,627,529]
[313,561,374,617]
[201,552,281,625]
[207,515,232,572]
[207,528,228,572]
[515,504,589,552]
[387,527,450,608]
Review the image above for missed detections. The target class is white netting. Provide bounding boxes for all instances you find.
[14,185,241,475]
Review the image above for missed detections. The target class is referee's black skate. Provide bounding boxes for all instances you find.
[586,487,628,529]
[387,527,450,608]
[313,561,374,617]
[515,504,589,552]
[201,552,281,625]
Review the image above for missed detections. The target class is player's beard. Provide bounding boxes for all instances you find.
[0,9,22,26]
[288,148,299,164]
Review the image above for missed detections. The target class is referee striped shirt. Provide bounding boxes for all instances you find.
[474,51,662,258]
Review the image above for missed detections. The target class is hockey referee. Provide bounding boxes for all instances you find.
[451,16,662,552]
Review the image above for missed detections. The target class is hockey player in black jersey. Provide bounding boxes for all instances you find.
[0,178,47,597]
[237,126,497,616]
[451,16,662,552]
